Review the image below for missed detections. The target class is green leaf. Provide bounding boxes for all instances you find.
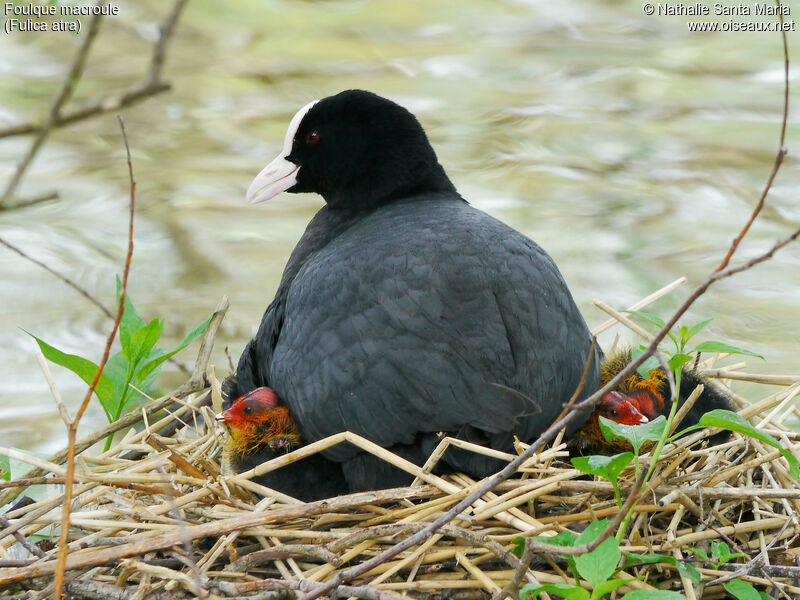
[127,318,164,368]
[620,592,685,600]
[520,584,589,600]
[668,353,692,373]
[574,520,621,589]
[572,453,633,506]
[723,579,761,600]
[27,332,115,404]
[624,310,665,329]
[710,541,748,566]
[126,362,161,409]
[623,552,700,586]
[682,547,708,562]
[599,416,667,456]
[630,347,663,379]
[571,453,634,483]
[697,410,799,479]
[590,579,630,600]
[531,530,580,582]
[93,352,126,421]
[672,560,702,586]
[531,530,578,552]
[686,318,714,342]
[692,341,763,360]
[116,276,146,359]
[0,454,10,481]
[135,316,211,382]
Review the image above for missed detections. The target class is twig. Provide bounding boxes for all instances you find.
[58,578,187,600]
[0,485,444,585]
[0,476,65,489]
[554,336,597,423]
[327,523,520,568]
[706,512,796,586]
[717,563,800,579]
[0,8,104,204]
[218,579,407,600]
[52,115,136,600]
[335,585,409,600]
[493,538,535,600]
[0,516,46,559]
[714,0,789,273]
[0,0,188,143]
[0,236,113,320]
[0,192,59,211]
[0,85,171,143]
[231,545,342,571]
[714,225,800,281]
[147,0,189,85]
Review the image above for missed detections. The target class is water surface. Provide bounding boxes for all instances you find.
[1,0,798,456]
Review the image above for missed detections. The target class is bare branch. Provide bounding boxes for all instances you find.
[493,538,535,600]
[0,237,114,318]
[554,336,597,423]
[52,115,136,600]
[147,0,189,85]
[0,516,46,559]
[231,545,342,571]
[0,0,188,204]
[1,9,104,204]
[0,192,59,211]
[714,0,789,272]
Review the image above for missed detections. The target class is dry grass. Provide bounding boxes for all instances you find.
[1,280,799,600]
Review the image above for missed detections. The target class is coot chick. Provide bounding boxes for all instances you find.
[216,387,349,501]
[225,89,602,492]
[575,349,736,452]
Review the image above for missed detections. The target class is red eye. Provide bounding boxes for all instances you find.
[305,131,320,145]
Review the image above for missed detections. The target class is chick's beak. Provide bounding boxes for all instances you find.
[215,410,231,424]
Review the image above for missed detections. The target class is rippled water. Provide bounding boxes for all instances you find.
[1,0,798,456]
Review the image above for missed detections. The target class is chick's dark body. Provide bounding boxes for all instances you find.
[228,446,348,502]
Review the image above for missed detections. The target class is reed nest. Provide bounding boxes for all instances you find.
[2,280,800,600]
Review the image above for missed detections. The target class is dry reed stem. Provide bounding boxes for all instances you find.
[1,353,799,599]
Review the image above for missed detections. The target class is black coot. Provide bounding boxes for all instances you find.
[225,90,601,493]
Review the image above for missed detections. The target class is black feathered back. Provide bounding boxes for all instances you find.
[229,91,601,492]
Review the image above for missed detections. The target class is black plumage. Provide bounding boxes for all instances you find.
[225,90,601,494]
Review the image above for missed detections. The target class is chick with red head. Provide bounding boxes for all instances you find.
[216,387,347,501]
[216,387,300,455]
[576,349,735,452]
